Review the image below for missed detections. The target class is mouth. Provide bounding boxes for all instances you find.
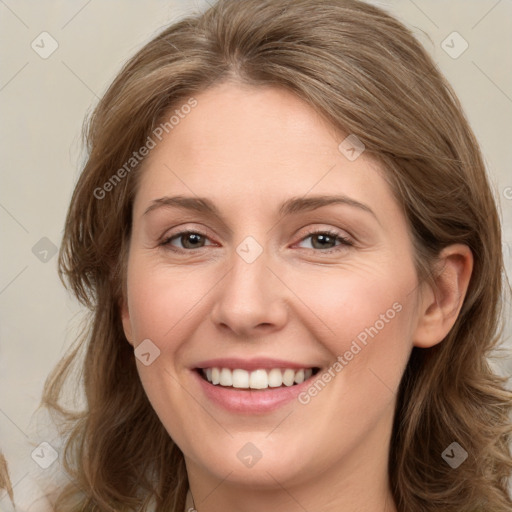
[195,366,321,390]
[191,358,325,413]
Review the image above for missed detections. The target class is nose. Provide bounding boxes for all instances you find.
[209,246,289,338]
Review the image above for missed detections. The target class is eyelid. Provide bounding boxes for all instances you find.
[296,225,353,242]
[292,226,354,252]
[160,227,216,249]
[160,224,354,255]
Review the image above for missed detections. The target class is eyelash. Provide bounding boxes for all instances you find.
[159,228,353,255]
[306,229,354,251]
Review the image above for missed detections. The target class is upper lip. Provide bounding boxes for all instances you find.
[193,358,320,372]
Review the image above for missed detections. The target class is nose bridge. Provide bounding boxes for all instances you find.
[210,236,288,335]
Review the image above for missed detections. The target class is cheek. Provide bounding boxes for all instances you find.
[288,260,415,347]
[125,257,215,345]
[126,249,417,377]
[124,249,418,478]
[285,272,415,468]
[289,261,416,403]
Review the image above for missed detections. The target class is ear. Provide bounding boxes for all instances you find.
[120,297,135,347]
[413,244,473,348]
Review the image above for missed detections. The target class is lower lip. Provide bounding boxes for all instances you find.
[192,370,317,414]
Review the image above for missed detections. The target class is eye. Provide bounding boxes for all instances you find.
[296,229,353,253]
[160,228,353,254]
[160,230,215,251]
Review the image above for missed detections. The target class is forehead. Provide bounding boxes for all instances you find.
[133,82,393,220]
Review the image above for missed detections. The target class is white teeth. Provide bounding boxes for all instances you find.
[294,369,305,384]
[282,369,295,387]
[268,368,283,387]
[201,367,315,390]
[232,369,249,388]
[219,368,232,386]
[249,369,268,389]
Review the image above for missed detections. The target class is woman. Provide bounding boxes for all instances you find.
[29,0,512,510]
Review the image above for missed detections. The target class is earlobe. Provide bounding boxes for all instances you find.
[413,244,473,349]
[120,297,134,346]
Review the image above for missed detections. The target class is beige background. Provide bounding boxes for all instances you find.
[1,0,511,508]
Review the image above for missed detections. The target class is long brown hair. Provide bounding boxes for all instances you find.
[0,452,14,505]
[38,0,512,510]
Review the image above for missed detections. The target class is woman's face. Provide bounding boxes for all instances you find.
[122,82,423,496]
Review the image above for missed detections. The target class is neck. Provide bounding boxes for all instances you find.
[188,473,397,512]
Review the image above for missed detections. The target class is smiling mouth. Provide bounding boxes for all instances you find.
[196,367,321,390]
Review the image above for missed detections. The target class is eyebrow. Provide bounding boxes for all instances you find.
[143,194,377,220]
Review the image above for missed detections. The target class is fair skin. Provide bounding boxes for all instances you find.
[121,81,473,512]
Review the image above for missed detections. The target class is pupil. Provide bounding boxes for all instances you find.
[314,234,334,249]
[184,233,203,248]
